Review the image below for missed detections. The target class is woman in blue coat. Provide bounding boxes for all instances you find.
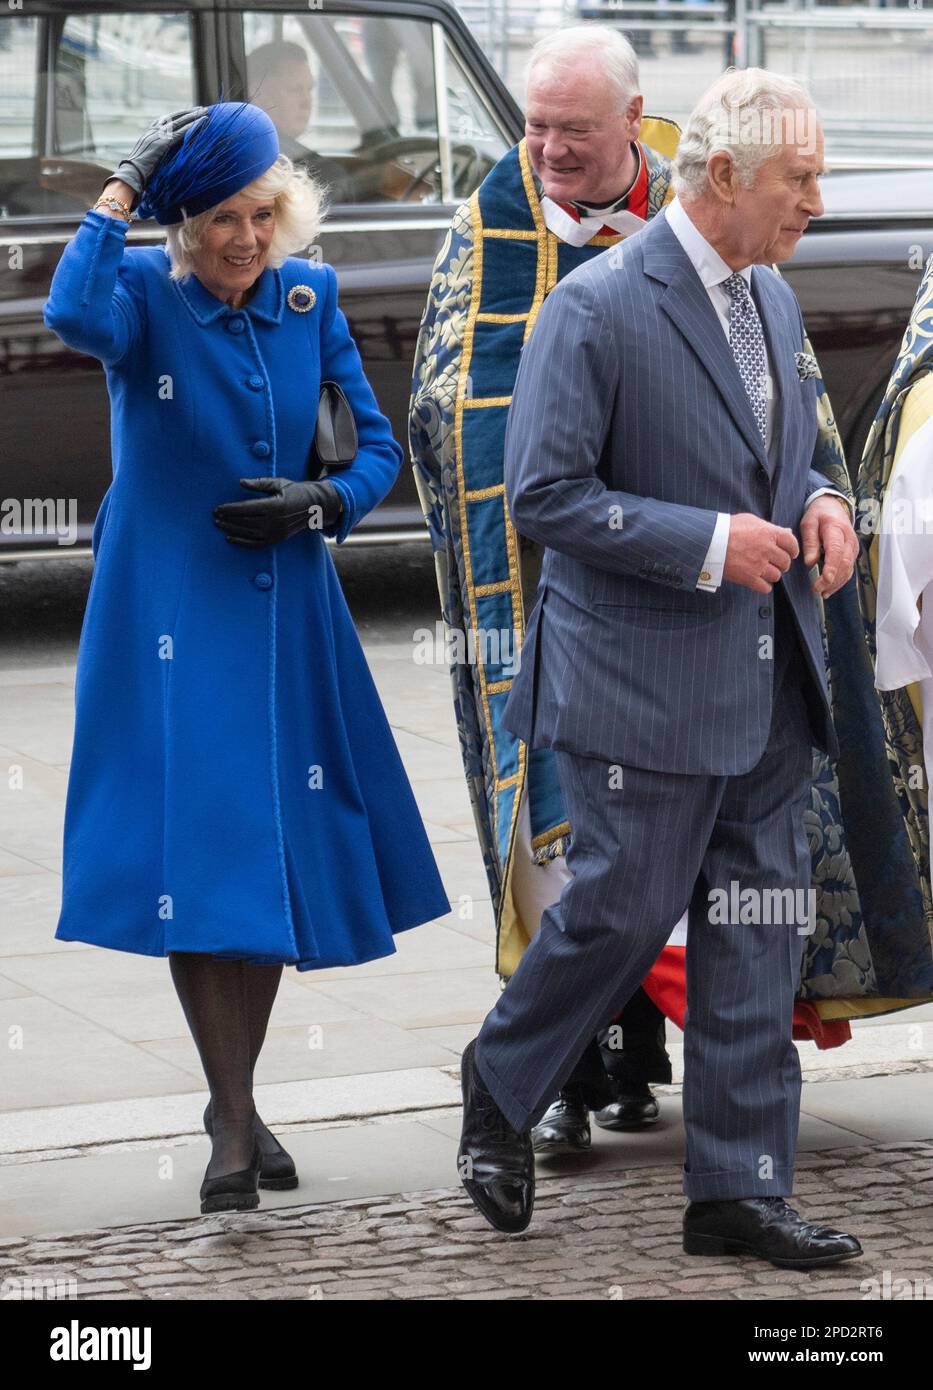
[44,103,450,1214]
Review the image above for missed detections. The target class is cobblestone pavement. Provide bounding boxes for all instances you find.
[4,1141,933,1301]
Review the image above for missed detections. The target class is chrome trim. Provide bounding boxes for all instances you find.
[0,230,167,248]
[433,21,454,203]
[5,208,931,253]
[0,216,456,249]
[0,547,96,563]
[330,528,431,546]
[0,530,431,563]
[806,209,933,225]
[748,8,933,25]
[319,216,455,233]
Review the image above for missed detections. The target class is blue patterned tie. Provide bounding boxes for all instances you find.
[723,272,768,445]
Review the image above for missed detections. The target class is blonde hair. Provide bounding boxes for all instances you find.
[163,154,325,280]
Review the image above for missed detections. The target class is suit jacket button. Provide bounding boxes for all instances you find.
[252,441,271,458]
[254,572,273,590]
[757,464,769,482]
[759,604,771,618]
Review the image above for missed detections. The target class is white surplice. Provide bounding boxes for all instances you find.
[873,400,933,889]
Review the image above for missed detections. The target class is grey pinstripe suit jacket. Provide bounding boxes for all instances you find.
[501,207,839,776]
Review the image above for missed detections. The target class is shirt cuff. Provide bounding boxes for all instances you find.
[806,486,854,522]
[696,511,730,592]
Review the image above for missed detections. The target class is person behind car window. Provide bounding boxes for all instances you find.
[246,40,353,202]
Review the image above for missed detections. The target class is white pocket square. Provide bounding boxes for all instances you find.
[795,351,819,381]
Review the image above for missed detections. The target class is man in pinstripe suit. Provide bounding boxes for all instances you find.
[458,68,864,1268]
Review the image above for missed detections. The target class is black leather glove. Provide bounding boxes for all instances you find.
[101,106,208,204]
[213,478,344,548]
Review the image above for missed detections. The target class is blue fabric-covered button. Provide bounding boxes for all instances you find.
[247,375,264,390]
[227,316,245,334]
[253,572,273,590]
[252,441,271,458]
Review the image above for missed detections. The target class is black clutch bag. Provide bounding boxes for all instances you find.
[308,380,358,479]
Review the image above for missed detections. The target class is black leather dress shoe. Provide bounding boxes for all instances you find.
[594,1081,660,1131]
[204,1101,299,1190]
[532,1091,591,1153]
[458,1039,534,1233]
[199,1139,262,1215]
[683,1197,863,1269]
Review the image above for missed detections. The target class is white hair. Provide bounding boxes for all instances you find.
[671,67,819,201]
[163,154,325,281]
[524,24,640,115]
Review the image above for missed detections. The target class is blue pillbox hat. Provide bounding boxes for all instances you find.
[136,102,280,225]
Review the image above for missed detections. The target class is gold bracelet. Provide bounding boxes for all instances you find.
[93,193,133,222]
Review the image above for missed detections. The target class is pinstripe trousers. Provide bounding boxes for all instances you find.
[475,584,816,1200]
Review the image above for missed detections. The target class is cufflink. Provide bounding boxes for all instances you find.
[699,570,712,582]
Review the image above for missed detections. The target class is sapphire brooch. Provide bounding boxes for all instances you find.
[287,285,317,313]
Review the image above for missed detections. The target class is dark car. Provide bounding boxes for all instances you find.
[0,1,930,558]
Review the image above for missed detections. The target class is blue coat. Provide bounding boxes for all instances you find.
[44,210,450,969]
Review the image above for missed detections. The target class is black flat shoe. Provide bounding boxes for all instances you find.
[531,1091,591,1153]
[199,1138,262,1214]
[458,1039,534,1234]
[204,1101,299,1190]
[594,1081,660,1131]
[683,1197,864,1269]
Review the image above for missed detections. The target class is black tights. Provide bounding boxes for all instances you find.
[168,953,283,1178]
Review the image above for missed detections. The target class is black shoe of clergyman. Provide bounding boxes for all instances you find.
[594,1081,660,1131]
[531,1091,591,1154]
[683,1197,863,1269]
[458,1039,534,1233]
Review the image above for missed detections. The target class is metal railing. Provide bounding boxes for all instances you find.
[452,0,933,164]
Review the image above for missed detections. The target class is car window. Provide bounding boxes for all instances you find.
[241,10,509,206]
[0,10,195,220]
[438,29,512,200]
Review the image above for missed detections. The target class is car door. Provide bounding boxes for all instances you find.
[220,0,519,536]
[0,0,520,558]
[0,2,220,556]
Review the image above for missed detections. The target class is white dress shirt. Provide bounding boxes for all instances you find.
[664,196,848,592]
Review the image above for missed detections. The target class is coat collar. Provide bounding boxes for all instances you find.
[173,262,285,327]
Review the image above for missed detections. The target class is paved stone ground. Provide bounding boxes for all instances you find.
[3,1141,933,1301]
